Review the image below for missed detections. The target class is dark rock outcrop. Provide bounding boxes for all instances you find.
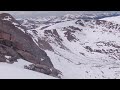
[0,13,60,77]
[24,64,62,78]
[0,13,53,67]
[85,46,93,52]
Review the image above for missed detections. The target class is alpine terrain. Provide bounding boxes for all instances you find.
[1,12,120,79]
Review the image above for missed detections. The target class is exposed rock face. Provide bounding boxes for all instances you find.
[0,13,59,76]
[0,13,53,67]
[38,38,53,51]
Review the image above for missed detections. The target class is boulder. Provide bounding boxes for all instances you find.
[24,64,62,78]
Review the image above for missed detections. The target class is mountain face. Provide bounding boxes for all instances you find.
[0,13,61,78]
[1,12,120,79]
[17,13,120,30]
[19,14,120,79]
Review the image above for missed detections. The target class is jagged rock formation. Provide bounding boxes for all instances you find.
[0,13,60,77]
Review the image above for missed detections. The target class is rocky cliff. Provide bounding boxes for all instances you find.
[0,13,60,78]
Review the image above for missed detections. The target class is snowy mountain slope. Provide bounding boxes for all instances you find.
[46,50,120,79]
[26,18,120,79]
[100,16,120,24]
[3,13,120,79]
[18,13,120,30]
[0,58,56,79]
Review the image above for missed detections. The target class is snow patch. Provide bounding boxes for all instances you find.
[15,26,25,33]
[3,16,11,21]
[0,59,57,79]
[100,16,120,24]
[5,56,11,59]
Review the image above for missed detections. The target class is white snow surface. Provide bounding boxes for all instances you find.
[0,59,56,79]
[26,18,120,79]
[100,16,120,24]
